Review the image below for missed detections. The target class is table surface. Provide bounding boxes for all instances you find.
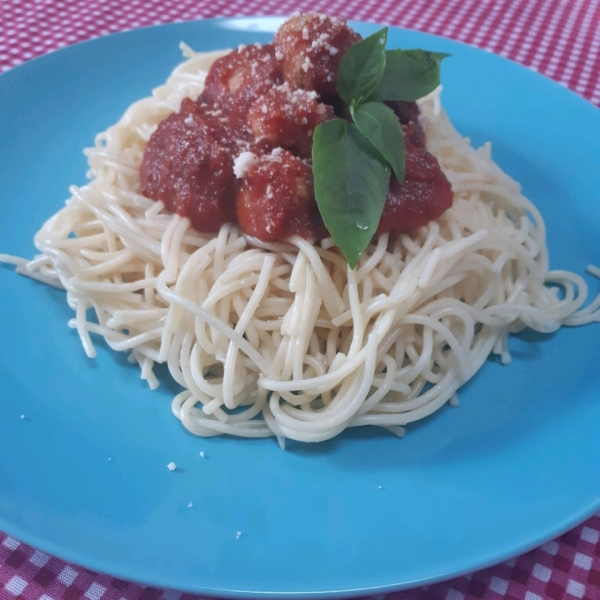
[1,0,599,599]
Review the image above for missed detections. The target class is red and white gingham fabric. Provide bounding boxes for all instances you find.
[1,0,600,105]
[1,519,600,600]
[1,1,600,599]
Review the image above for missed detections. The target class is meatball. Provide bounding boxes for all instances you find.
[140,99,236,232]
[178,97,254,155]
[202,43,283,120]
[387,100,420,125]
[377,137,453,234]
[387,101,426,149]
[247,84,334,158]
[236,149,324,241]
[274,13,361,98]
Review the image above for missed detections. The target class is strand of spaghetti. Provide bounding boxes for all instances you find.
[288,236,344,317]
[330,229,490,327]
[185,342,225,402]
[69,320,163,356]
[0,254,64,288]
[159,256,210,362]
[260,339,370,394]
[75,298,95,358]
[222,254,276,408]
[174,391,272,437]
[269,335,378,434]
[156,275,273,377]
[356,233,390,283]
[357,354,397,416]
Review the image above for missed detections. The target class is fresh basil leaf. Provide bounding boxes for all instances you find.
[369,49,449,102]
[352,102,405,183]
[337,28,388,107]
[312,119,391,269]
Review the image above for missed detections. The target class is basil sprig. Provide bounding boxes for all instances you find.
[352,102,405,182]
[312,28,449,268]
[313,120,391,269]
[369,49,449,102]
[337,28,388,107]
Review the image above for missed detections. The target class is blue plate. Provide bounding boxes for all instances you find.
[1,17,599,597]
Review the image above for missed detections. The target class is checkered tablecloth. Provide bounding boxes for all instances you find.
[1,1,599,599]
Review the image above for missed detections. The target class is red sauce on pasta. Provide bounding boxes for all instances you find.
[139,13,452,242]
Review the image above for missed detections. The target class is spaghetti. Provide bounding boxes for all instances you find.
[3,45,599,444]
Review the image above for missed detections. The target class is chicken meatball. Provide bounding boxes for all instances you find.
[274,13,361,98]
[247,83,334,158]
[140,99,236,232]
[236,149,324,241]
[202,43,283,120]
[387,101,426,149]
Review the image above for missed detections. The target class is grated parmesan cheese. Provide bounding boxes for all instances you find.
[301,57,312,72]
[233,152,259,178]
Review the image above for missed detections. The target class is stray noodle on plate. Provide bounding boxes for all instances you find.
[3,14,599,445]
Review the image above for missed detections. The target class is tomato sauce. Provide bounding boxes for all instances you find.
[139,13,453,243]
